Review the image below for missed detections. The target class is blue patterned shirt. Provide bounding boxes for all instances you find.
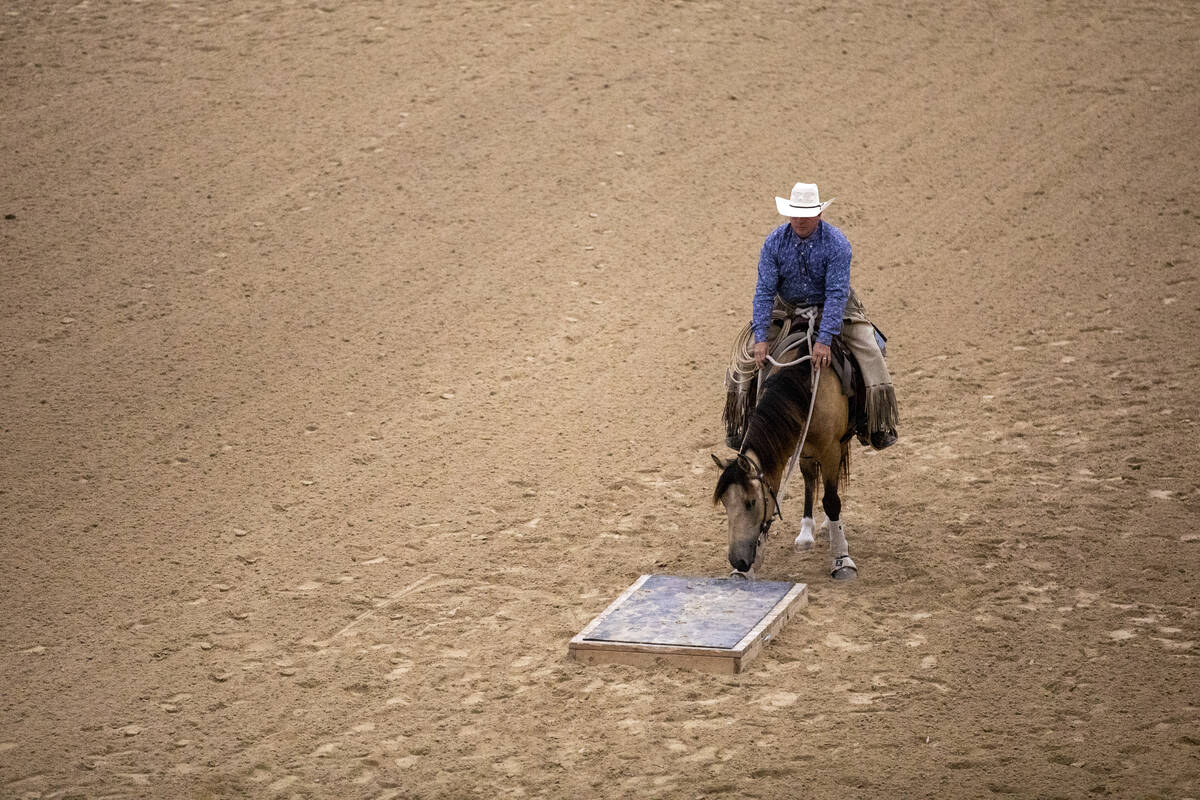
[752,220,852,346]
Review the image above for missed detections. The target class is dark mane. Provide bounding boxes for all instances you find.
[743,364,815,476]
[712,362,815,503]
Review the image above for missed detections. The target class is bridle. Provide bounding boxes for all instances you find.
[734,452,783,544]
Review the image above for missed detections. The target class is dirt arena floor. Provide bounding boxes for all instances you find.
[3,1,1199,798]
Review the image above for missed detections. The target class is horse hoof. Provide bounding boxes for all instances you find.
[830,555,857,581]
[795,517,815,552]
[729,569,755,581]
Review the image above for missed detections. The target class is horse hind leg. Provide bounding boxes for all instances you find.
[793,459,820,552]
[827,519,857,580]
[820,456,858,581]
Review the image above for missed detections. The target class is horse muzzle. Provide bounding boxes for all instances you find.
[728,540,759,575]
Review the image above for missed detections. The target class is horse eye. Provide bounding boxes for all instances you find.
[744,499,754,511]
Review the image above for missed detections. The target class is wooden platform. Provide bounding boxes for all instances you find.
[569,574,808,674]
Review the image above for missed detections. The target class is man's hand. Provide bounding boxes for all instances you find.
[812,342,832,370]
[753,341,769,367]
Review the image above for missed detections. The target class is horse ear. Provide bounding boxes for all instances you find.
[711,453,726,470]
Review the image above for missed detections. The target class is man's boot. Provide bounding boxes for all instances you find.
[870,428,898,450]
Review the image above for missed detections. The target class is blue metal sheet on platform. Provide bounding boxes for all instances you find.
[583,575,796,649]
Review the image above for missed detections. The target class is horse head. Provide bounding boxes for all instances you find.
[711,452,779,575]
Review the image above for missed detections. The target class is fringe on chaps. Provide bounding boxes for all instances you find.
[723,369,755,442]
[866,384,899,434]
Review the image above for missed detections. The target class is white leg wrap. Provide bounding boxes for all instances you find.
[826,519,857,577]
[827,519,848,557]
[794,517,815,552]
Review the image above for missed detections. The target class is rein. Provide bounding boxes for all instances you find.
[726,307,824,578]
[740,308,823,511]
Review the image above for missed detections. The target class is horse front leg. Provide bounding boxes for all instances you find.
[793,459,820,552]
[821,471,857,581]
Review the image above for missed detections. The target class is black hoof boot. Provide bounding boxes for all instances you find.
[870,429,898,450]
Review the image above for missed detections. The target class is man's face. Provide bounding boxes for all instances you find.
[788,214,820,238]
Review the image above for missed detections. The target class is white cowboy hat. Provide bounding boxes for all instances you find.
[775,182,834,218]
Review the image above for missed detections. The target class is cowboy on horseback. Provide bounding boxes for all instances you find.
[725,181,899,451]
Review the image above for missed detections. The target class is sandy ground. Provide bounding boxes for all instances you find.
[2,1,1199,798]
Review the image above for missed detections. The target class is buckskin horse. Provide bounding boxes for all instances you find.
[712,339,858,581]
